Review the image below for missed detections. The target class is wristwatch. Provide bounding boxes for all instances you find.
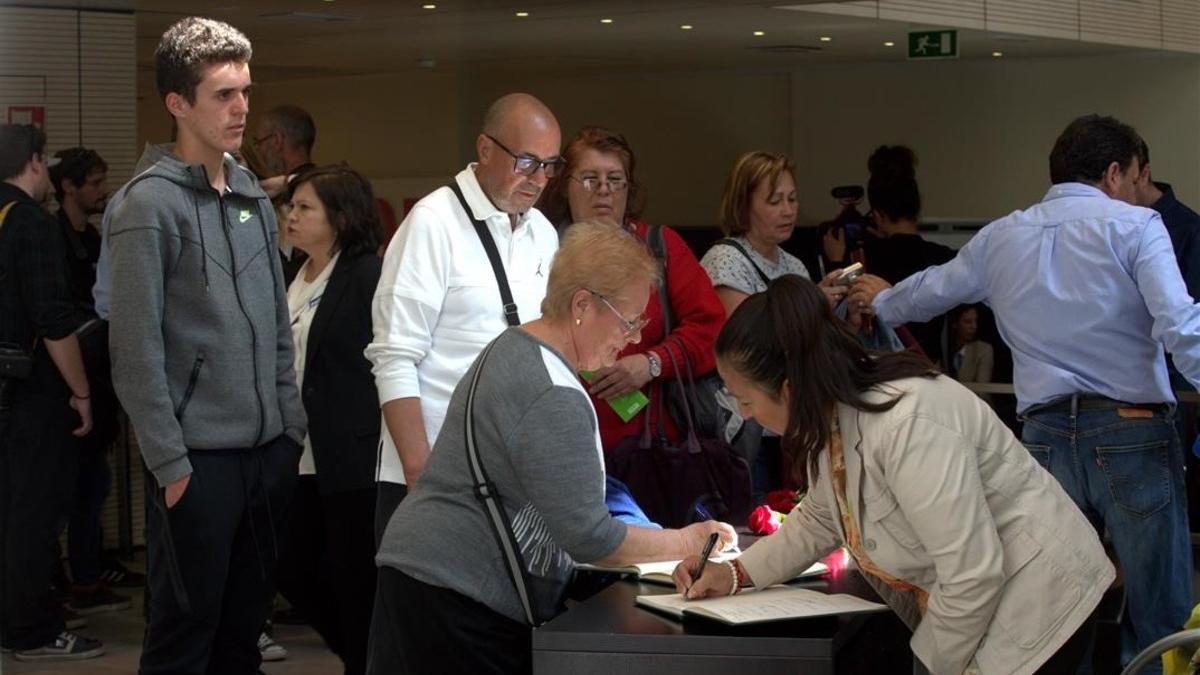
[646,352,662,379]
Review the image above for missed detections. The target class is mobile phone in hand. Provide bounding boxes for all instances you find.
[836,262,864,285]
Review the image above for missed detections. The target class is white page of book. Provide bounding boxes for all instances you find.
[637,586,885,624]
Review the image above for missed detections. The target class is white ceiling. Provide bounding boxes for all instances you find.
[4,0,1141,82]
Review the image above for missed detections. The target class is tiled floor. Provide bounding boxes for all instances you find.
[0,570,341,674]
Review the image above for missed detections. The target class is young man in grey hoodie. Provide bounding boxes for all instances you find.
[106,17,305,674]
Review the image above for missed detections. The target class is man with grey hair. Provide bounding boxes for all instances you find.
[106,17,304,674]
[367,93,562,540]
[253,104,315,178]
[253,104,316,284]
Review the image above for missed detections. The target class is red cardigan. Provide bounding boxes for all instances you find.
[592,220,726,450]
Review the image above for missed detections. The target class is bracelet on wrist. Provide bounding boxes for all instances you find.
[722,560,738,596]
[72,393,90,400]
[731,559,751,592]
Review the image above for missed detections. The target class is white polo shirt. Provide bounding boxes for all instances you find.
[366,165,559,484]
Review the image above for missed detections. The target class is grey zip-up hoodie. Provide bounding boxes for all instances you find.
[108,148,306,486]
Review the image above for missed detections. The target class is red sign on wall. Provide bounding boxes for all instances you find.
[7,106,46,128]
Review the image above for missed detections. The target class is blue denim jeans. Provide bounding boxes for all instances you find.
[1021,402,1192,674]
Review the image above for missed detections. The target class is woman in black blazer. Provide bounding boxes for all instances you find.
[277,166,382,675]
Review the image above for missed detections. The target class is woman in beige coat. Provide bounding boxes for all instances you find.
[675,276,1113,675]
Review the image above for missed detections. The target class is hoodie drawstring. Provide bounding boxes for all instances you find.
[255,200,279,296]
[192,192,210,292]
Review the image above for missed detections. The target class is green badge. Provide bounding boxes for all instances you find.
[578,370,649,422]
[239,209,252,223]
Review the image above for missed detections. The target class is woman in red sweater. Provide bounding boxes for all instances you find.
[539,127,725,450]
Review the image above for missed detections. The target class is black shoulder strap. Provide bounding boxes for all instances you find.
[448,182,520,326]
[716,238,771,286]
[646,225,675,335]
[463,339,540,625]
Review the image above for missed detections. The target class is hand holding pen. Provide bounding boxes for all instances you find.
[691,532,720,582]
[669,532,722,600]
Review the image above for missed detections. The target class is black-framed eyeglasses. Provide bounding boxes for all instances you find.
[569,175,628,193]
[485,133,566,178]
[587,289,648,338]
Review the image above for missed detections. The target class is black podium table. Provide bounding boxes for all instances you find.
[532,561,913,674]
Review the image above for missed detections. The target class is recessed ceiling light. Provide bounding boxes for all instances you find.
[600,18,613,24]
[819,36,832,42]
[883,41,895,47]
[422,3,436,8]
[753,30,765,37]
[515,11,528,17]
[680,24,693,30]
[992,50,1003,57]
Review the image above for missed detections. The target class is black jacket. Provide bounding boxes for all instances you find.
[300,251,382,494]
[0,183,88,397]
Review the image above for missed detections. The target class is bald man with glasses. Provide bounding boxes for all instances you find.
[366,93,563,539]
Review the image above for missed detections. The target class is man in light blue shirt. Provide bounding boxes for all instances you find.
[850,114,1196,673]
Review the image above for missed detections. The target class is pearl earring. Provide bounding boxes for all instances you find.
[575,317,582,326]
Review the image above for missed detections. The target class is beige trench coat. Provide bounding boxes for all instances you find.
[737,376,1114,675]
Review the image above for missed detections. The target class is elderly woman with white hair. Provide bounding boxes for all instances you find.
[368,221,736,675]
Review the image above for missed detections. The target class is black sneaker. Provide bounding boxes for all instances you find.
[68,585,132,615]
[99,562,146,588]
[13,631,104,661]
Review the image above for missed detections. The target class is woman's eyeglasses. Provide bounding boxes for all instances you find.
[569,175,628,193]
[587,290,648,337]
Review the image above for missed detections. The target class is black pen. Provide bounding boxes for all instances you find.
[692,532,720,584]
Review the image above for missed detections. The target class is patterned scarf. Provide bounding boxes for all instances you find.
[828,417,929,614]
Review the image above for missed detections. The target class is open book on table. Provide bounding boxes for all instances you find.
[635,585,886,625]
[577,557,828,587]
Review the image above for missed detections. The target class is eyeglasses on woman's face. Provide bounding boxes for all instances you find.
[587,289,648,338]
[569,174,627,194]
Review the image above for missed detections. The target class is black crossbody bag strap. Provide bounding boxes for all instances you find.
[717,238,771,286]
[647,224,675,334]
[448,182,521,326]
[463,340,540,625]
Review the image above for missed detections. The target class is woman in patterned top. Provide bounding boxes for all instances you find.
[700,151,846,317]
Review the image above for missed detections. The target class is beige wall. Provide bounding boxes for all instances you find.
[137,51,1200,230]
[791,52,1200,224]
[137,68,793,228]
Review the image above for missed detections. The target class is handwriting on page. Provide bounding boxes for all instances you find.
[635,586,886,624]
[700,589,880,622]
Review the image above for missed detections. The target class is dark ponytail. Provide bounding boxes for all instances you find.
[867,144,921,223]
[715,275,936,483]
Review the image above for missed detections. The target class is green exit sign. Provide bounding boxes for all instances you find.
[908,30,958,59]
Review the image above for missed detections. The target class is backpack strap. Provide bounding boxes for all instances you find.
[448,182,520,327]
[0,201,17,234]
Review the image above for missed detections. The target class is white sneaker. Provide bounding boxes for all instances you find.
[258,632,287,662]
